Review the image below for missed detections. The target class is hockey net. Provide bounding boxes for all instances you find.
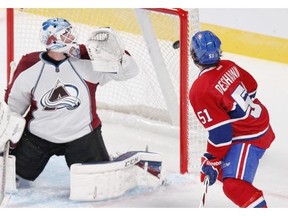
[6,8,207,174]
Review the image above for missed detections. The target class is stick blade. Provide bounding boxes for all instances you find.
[199,176,210,208]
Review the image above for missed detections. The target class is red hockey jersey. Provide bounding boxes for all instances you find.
[189,60,275,158]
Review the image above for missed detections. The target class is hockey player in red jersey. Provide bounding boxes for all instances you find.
[3,18,139,182]
[189,30,275,207]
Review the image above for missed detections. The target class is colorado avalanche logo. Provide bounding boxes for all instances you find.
[41,79,81,111]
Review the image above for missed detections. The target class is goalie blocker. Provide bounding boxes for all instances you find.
[70,151,165,201]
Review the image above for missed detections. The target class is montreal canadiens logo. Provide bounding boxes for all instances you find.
[40,79,81,111]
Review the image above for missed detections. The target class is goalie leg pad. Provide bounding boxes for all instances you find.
[70,151,165,201]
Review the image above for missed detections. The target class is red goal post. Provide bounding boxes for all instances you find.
[6,8,203,174]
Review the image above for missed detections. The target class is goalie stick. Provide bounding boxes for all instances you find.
[199,176,209,208]
[0,141,11,208]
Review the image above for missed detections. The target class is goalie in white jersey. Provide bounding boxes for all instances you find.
[3,18,139,182]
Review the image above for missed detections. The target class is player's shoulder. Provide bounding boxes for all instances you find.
[16,51,42,74]
[190,69,212,98]
[20,51,42,63]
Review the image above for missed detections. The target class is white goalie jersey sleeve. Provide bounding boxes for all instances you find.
[95,51,140,86]
[107,51,140,82]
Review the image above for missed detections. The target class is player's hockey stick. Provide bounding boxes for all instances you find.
[0,141,11,208]
[199,176,210,208]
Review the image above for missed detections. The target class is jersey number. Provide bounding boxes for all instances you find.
[231,84,262,118]
[197,109,212,124]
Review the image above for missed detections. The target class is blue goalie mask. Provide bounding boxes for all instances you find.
[39,18,77,52]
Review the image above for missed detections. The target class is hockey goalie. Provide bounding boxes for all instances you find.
[2,17,165,203]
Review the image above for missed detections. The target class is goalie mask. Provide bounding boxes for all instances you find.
[40,18,78,52]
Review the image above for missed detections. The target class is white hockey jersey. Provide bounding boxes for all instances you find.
[5,47,139,143]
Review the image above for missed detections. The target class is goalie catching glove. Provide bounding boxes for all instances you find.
[200,153,222,186]
[0,101,26,153]
[86,27,125,73]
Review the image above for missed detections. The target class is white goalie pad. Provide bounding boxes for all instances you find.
[0,155,17,193]
[70,151,165,201]
[86,27,125,73]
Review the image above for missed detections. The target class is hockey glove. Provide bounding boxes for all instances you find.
[200,153,222,186]
[86,27,125,73]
